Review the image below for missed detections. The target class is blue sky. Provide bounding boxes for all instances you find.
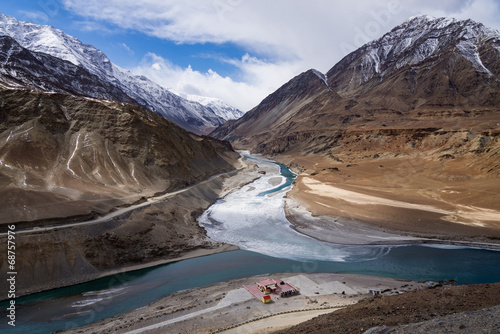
[2,0,500,110]
[0,0,246,76]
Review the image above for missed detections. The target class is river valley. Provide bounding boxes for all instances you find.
[1,153,500,334]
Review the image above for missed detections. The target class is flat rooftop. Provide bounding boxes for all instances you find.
[244,278,298,302]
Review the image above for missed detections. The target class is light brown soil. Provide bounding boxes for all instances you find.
[280,154,500,243]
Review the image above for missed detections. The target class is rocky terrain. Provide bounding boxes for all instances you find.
[280,282,500,334]
[214,17,500,155]
[0,86,249,296]
[0,35,137,103]
[0,88,238,225]
[212,16,500,241]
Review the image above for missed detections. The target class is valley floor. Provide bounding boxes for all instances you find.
[46,153,500,334]
[280,154,500,246]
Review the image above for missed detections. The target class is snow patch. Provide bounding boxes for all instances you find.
[67,133,81,177]
[311,69,331,90]
[456,40,494,76]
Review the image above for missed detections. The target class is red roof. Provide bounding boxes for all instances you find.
[258,279,277,286]
[262,295,271,300]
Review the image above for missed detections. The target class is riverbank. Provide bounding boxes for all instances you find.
[61,272,441,334]
[0,156,260,298]
[276,154,500,248]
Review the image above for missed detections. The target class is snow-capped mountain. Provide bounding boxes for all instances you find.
[213,15,500,162]
[327,15,500,95]
[0,35,137,102]
[0,12,238,134]
[169,89,245,120]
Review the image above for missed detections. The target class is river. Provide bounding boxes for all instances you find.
[1,153,500,334]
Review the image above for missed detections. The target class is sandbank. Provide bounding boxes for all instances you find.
[280,154,500,245]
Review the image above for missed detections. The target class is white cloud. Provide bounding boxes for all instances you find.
[120,43,134,55]
[62,0,500,109]
[133,53,302,111]
[17,10,49,24]
[71,20,121,34]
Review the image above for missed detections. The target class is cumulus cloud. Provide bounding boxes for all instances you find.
[62,0,500,109]
[133,53,302,111]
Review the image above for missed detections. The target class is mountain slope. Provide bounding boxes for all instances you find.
[212,69,337,145]
[211,16,500,240]
[0,86,242,295]
[212,16,500,166]
[0,35,136,103]
[0,88,238,225]
[0,12,235,134]
[327,16,500,106]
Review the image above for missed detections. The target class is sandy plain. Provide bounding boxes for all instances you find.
[281,154,500,245]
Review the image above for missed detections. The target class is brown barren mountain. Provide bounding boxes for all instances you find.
[0,87,244,295]
[212,16,500,241]
[0,88,238,225]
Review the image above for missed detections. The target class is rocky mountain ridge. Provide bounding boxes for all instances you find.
[169,89,245,121]
[0,35,136,103]
[0,84,244,295]
[0,88,238,225]
[0,12,243,134]
[211,16,500,177]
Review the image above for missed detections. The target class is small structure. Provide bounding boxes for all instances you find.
[369,289,381,296]
[257,279,278,294]
[244,278,299,303]
[261,295,272,303]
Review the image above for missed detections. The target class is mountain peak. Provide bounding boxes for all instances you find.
[213,15,500,159]
[327,15,500,94]
[167,89,245,120]
[0,12,109,70]
[398,15,499,39]
[0,11,243,134]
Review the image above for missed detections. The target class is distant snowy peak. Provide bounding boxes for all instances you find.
[0,12,229,135]
[0,12,112,74]
[327,15,500,92]
[169,89,245,121]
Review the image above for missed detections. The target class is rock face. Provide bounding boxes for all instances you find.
[0,12,242,134]
[212,16,500,176]
[0,87,242,296]
[0,88,238,225]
